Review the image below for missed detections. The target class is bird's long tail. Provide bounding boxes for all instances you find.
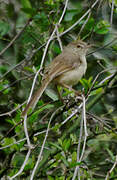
[22,79,50,117]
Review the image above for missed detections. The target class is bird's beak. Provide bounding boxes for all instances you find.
[88,43,97,48]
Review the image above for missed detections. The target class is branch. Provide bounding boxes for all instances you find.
[0,19,31,56]
[110,0,114,26]
[30,106,62,179]
[105,155,117,180]
[9,149,31,180]
[60,0,100,37]
[37,80,116,170]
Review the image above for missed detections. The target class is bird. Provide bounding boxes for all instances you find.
[22,40,90,117]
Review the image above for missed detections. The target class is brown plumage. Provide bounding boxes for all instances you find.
[22,40,90,116]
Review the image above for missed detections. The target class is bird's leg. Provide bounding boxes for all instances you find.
[59,83,82,100]
[54,85,66,103]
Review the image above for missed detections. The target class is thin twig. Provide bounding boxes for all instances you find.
[0,59,26,80]
[60,0,100,37]
[87,37,117,56]
[86,67,117,97]
[86,112,112,130]
[0,44,44,80]
[105,155,117,180]
[82,95,88,137]
[0,101,26,117]
[0,19,31,56]
[9,149,31,180]
[0,74,34,93]
[72,108,84,180]
[0,130,47,150]
[56,24,63,51]
[78,12,91,38]
[110,0,114,26]
[30,106,62,180]
[79,98,88,162]
[23,114,32,148]
[72,95,88,180]
[99,73,115,85]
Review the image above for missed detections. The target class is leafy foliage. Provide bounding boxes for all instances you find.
[0,0,117,179]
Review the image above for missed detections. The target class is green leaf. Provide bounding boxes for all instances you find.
[48,176,54,180]
[106,148,115,161]
[64,10,79,22]
[50,142,62,150]
[0,21,10,36]
[24,158,34,170]
[80,77,93,93]
[72,151,77,162]
[69,161,82,168]
[33,12,50,32]
[21,0,32,9]
[6,3,15,18]
[45,88,58,101]
[94,20,110,34]
[15,124,22,134]
[53,44,61,54]
[112,43,117,51]
[62,139,71,152]
[0,65,8,75]
[6,118,14,125]
[29,104,54,123]
[58,138,63,146]
[12,153,25,167]
[90,87,103,96]
[21,8,36,16]
[1,137,19,153]
[23,66,34,72]
[44,0,54,5]
[61,156,69,167]
[81,18,95,31]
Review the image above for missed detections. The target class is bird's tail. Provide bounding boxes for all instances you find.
[22,79,50,117]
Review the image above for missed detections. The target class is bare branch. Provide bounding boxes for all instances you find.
[0,101,26,117]
[0,74,34,93]
[30,106,62,179]
[87,37,117,56]
[0,44,44,80]
[78,12,91,38]
[56,24,63,51]
[0,19,31,56]
[72,107,84,180]
[72,95,88,180]
[9,149,31,180]
[105,155,117,180]
[110,0,114,26]
[23,114,32,148]
[60,0,100,37]
[86,67,117,97]
[0,129,47,150]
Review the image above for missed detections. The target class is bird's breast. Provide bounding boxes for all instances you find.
[55,62,87,86]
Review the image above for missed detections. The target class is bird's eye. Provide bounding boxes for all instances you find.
[77,45,81,48]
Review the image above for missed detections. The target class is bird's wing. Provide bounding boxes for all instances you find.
[44,54,81,81]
